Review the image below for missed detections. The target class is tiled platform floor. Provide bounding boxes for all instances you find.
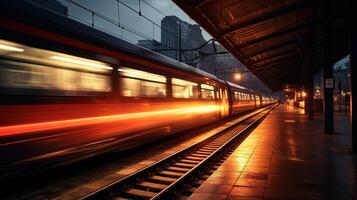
[188,104,356,200]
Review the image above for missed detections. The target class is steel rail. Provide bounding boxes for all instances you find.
[80,104,278,200]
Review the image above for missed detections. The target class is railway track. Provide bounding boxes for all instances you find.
[81,104,278,200]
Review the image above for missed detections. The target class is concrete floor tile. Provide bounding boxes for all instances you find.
[230,186,265,197]
[195,184,233,194]
[187,193,227,200]
[235,178,267,188]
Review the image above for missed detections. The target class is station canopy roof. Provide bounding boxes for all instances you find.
[173,0,350,91]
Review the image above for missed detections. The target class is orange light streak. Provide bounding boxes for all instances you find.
[0,105,219,137]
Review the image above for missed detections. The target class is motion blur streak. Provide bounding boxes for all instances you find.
[0,44,24,52]
[51,56,113,70]
[0,105,219,137]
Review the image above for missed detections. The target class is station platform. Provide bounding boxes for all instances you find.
[188,104,356,200]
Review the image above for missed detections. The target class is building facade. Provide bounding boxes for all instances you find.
[161,16,190,61]
[137,39,161,51]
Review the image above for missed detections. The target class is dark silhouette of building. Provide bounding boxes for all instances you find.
[137,39,161,51]
[161,16,190,61]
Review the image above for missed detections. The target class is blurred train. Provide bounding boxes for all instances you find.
[0,1,276,177]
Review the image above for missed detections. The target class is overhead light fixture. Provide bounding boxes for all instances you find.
[51,56,112,70]
[0,44,24,52]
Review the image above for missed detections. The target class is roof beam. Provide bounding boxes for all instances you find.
[254,54,297,68]
[222,1,311,35]
[237,24,307,49]
[247,39,300,58]
[253,53,296,67]
[251,49,296,64]
[193,0,212,8]
[252,59,296,72]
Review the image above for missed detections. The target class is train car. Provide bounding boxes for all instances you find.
[226,81,258,116]
[0,1,273,178]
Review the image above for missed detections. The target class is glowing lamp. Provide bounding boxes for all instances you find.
[302,91,307,98]
[234,73,242,81]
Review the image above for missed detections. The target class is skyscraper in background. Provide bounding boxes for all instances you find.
[140,15,272,95]
[137,39,161,51]
[161,16,190,61]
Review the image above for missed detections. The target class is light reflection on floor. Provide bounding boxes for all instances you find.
[188,105,355,200]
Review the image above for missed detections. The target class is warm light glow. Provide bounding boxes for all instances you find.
[119,68,166,83]
[201,84,214,90]
[172,78,198,86]
[51,56,113,70]
[234,73,242,81]
[0,105,219,137]
[0,44,24,52]
[302,91,307,97]
[172,78,198,98]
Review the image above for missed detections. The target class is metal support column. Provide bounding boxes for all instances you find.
[323,0,334,133]
[304,6,315,120]
[349,0,355,153]
[304,55,314,120]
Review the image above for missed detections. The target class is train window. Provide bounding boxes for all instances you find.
[0,39,112,95]
[234,91,239,100]
[201,84,215,99]
[224,89,228,99]
[119,67,166,97]
[119,67,166,83]
[172,78,198,98]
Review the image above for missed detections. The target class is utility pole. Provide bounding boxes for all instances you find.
[305,1,315,120]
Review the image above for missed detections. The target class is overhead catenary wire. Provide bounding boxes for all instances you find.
[61,0,179,51]
[115,0,196,51]
[62,0,240,71]
[64,0,153,41]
